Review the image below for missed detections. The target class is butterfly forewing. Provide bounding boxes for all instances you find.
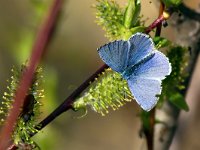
[127,33,154,67]
[98,40,129,73]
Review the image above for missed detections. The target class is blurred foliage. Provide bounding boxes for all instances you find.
[0,65,44,148]
[161,0,182,7]
[159,45,189,110]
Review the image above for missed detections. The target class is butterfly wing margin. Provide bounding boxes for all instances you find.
[98,40,129,73]
[127,33,155,66]
[127,77,161,111]
[133,50,171,80]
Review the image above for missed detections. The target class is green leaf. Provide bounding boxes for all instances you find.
[169,93,189,111]
[153,36,171,49]
[124,0,136,29]
[124,0,141,28]
[131,0,141,26]
[162,0,182,7]
[130,26,146,34]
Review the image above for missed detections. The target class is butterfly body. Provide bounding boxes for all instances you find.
[98,33,171,111]
[121,52,155,80]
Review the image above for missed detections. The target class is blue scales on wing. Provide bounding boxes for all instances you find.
[127,77,161,111]
[127,33,154,67]
[98,40,129,73]
[127,51,171,111]
[98,33,154,73]
[97,32,172,111]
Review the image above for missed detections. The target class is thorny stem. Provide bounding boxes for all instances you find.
[143,2,165,150]
[8,2,171,150]
[0,0,63,149]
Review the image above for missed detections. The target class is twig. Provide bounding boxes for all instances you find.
[7,2,172,149]
[33,64,109,133]
[34,11,170,134]
[154,4,200,150]
[143,2,165,150]
[179,3,200,22]
[0,0,63,149]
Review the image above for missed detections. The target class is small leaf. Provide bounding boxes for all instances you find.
[153,36,171,49]
[131,0,141,26]
[169,93,189,111]
[124,0,141,28]
[124,0,136,29]
[130,26,146,34]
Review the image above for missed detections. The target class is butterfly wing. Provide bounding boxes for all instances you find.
[98,40,129,73]
[127,51,171,111]
[133,51,171,79]
[127,77,161,111]
[127,33,155,66]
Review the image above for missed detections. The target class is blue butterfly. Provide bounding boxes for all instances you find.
[97,33,171,111]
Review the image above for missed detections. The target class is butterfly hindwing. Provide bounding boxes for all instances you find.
[133,51,171,80]
[127,33,154,67]
[98,40,129,73]
[127,77,161,111]
[126,50,171,111]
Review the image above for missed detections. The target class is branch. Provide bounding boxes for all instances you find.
[179,3,200,22]
[8,3,172,149]
[154,6,200,149]
[0,0,63,149]
[35,11,170,134]
[33,64,109,133]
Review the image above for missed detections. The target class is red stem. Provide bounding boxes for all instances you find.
[145,15,165,34]
[0,0,63,149]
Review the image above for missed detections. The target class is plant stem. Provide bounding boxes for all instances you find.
[36,6,170,133]
[33,64,109,134]
[8,3,172,149]
[144,2,164,150]
[0,0,63,149]
[34,14,168,133]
